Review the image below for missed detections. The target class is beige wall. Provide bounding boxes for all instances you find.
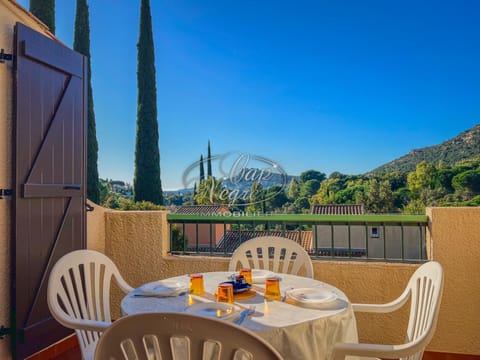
[86,200,109,253]
[426,207,480,354]
[88,205,480,355]
[0,3,53,359]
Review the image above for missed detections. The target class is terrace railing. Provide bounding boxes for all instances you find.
[167,213,428,262]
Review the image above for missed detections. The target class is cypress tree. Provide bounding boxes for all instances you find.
[30,0,55,33]
[288,178,300,200]
[134,0,163,204]
[193,182,197,204]
[199,155,205,183]
[207,140,212,178]
[74,0,99,203]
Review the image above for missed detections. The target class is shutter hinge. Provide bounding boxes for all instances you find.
[0,189,13,199]
[0,49,13,63]
[0,326,23,342]
[0,326,12,339]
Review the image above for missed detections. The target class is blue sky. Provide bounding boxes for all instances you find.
[17,0,480,190]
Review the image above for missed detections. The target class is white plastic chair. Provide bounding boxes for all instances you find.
[228,236,314,278]
[332,261,444,360]
[94,312,284,360]
[47,249,134,360]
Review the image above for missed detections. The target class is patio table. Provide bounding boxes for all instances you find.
[121,272,358,359]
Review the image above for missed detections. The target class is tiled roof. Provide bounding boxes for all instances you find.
[215,230,313,253]
[311,204,365,215]
[174,205,229,215]
[184,229,366,257]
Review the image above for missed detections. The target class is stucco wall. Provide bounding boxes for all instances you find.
[426,207,480,354]
[0,3,53,359]
[86,200,109,253]
[89,206,480,355]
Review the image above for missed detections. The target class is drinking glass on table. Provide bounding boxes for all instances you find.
[216,283,234,304]
[264,277,281,300]
[240,268,252,284]
[189,274,204,295]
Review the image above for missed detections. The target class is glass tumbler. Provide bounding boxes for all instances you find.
[264,277,281,300]
[216,283,234,303]
[189,274,204,295]
[240,268,253,284]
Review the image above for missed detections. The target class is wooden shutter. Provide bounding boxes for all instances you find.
[12,22,87,359]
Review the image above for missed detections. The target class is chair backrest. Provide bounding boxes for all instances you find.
[94,312,284,360]
[47,249,133,359]
[228,236,314,278]
[403,261,444,360]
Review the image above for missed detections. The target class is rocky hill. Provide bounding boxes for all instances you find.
[370,124,480,174]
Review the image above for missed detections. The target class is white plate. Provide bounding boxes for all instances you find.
[286,288,337,305]
[185,302,241,322]
[137,280,187,297]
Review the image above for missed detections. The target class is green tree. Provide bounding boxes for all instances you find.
[359,179,394,213]
[299,179,321,198]
[195,177,224,205]
[452,169,480,195]
[294,196,310,211]
[437,168,457,193]
[299,169,326,183]
[170,225,185,252]
[393,187,411,210]
[328,171,347,180]
[30,0,55,33]
[310,178,341,205]
[199,155,205,183]
[133,0,163,204]
[287,178,300,200]
[407,161,439,195]
[207,140,212,177]
[335,185,365,204]
[402,199,425,214]
[246,182,265,213]
[98,179,110,205]
[380,171,407,191]
[74,0,99,203]
[192,182,197,204]
[264,185,288,211]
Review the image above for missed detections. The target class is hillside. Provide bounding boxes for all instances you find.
[370,124,480,174]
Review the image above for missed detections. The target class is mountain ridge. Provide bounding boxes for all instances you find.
[370,124,480,174]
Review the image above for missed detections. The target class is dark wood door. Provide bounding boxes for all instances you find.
[12,22,87,359]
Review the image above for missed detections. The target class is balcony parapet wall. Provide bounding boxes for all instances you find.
[86,205,480,356]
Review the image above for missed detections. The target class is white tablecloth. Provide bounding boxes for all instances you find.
[121,272,358,360]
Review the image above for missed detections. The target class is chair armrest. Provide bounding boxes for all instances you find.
[119,282,134,294]
[352,287,410,314]
[332,340,423,360]
[115,276,134,294]
[56,317,112,332]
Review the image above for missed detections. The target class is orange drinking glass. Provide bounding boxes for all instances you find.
[264,277,281,300]
[189,274,204,295]
[216,283,234,303]
[240,268,252,284]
